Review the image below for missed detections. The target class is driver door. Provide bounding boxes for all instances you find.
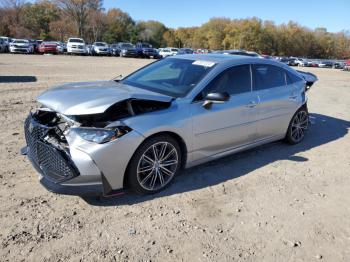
[190,64,259,160]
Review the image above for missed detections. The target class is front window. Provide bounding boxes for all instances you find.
[142,43,152,48]
[121,43,133,48]
[197,65,252,100]
[122,58,216,97]
[69,38,84,43]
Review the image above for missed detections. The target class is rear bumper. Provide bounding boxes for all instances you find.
[39,48,58,53]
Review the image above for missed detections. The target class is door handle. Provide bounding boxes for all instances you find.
[246,101,257,108]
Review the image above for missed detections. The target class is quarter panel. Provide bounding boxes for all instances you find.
[66,130,145,190]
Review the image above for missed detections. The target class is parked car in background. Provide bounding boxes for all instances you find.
[0,36,12,52]
[223,50,248,56]
[277,57,290,65]
[110,44,120,56]
[9,39,34,54]
[332,62,343,69]
[159,48,174,58]
[299,59,309,67]
[92,42,111,56]
[118,42,138,57]
[169,48,178,55]
[67,38,86,55]
[246,51,261,57]
[223,50,261,57]
[0,38,6,52]
[318,61,333,68]
[308,61,319,67]
[62,42,67,53]
[293,58,307,66]
[177,48,194,55]
[22,54,317,196]
[56,42,64,53]
[38,41,59,54]
[29,40,42,53]
[85,44,92,55]
[135,42,160,58]
[343,60,350,71]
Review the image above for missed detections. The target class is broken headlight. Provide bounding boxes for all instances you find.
[70,126,131,144]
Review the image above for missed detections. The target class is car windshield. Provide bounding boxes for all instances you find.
[122,58,216,97]
[14,40,28,44]
[142,43,152,48]
[69,38,84,43]
[95,42,106,46]
[121,43,133,48]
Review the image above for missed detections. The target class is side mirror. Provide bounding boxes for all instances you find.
[202,92,230,109]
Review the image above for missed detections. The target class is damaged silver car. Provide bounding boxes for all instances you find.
[22,55,317,196]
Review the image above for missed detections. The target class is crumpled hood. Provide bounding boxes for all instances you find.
[37,81,173,115]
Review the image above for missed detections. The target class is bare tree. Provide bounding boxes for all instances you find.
[0,0,26,23]
[55,0,102,38]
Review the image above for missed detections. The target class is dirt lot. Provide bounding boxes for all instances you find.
[0,54,349,262]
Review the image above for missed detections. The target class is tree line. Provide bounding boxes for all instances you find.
[0,0,349,59]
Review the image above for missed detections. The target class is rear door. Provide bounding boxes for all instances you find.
[191,64,259,160]
[252,64,300,140]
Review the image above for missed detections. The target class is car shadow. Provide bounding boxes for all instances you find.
[0,76,37,83]
[83,113,349,206]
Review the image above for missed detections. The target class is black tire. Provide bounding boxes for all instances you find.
[126,135,182,194]
[285,107,309,145]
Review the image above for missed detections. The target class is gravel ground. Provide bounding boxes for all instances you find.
[0,54,349,262]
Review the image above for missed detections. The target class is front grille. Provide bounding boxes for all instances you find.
[24,116,78,183]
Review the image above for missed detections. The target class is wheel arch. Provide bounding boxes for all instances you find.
[123,131,188,188]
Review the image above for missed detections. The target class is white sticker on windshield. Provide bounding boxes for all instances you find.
[192,60,216,67]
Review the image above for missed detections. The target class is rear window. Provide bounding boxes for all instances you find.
[286,70,303,84]
[253,64,286,90]
[14,40,28,44]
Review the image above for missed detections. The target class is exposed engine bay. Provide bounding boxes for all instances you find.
[67,98,171,127]
[31,98,171,152]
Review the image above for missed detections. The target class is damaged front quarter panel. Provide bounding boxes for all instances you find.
[66,98,172,128]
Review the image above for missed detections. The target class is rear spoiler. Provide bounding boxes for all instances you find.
[296,70,318,90]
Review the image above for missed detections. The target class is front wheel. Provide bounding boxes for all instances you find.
[127,135,182,194]
[285,108,309,144]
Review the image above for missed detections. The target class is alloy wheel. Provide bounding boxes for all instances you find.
[291,111,309,142]
[136,142,179,191]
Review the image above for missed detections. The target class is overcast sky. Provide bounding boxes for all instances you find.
[104,0,349,32]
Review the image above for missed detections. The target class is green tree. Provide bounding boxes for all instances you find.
[102,8,134,43]
[22,0,60,39]
[135,20,167,47]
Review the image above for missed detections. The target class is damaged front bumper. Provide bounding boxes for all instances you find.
[22,113,143,196]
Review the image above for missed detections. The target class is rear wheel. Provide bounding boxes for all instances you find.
[127,135,182,194]
[285,108,309,144]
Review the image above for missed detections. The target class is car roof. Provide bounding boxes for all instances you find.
[170,54,293,71]
[169,54,260,64]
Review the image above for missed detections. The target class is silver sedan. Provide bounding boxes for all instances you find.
[22,54,317,196]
